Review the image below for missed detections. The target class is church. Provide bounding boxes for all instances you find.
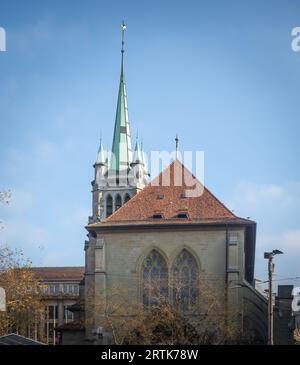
[60,24,268,345]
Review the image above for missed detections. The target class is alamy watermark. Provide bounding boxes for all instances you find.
[95,149,205,198]
[291,27,300,52]
[0,26,6,52]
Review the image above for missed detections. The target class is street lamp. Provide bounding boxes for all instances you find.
[264,249,283,345]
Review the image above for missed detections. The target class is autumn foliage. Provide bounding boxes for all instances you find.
[0,245,44,337]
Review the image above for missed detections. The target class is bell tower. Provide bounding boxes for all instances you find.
[89,22,148,223]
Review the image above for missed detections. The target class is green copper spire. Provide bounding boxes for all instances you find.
[132,137,143,165]
[110,21,132,172]
[95,138,106,166]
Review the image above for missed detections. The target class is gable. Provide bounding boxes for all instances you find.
[103,160,236,223]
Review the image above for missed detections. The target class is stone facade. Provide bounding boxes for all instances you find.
[84,221,267,344]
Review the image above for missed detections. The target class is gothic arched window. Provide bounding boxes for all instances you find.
[172,249,199,311]
[124,193,131,204]
[106,195,113,217]
[115,194,122,210]
[142,250,168,307]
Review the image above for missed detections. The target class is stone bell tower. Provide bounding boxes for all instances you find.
[89,21,148,224]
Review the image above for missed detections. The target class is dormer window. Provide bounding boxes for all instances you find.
[176,212,189,219]
[152,213,164,219]
[157,194,164,200]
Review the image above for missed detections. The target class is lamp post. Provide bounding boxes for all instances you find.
[264,249,283,345]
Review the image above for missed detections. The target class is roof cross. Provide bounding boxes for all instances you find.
[175,135,179,159]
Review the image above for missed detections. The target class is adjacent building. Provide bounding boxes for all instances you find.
[274,285,294,344]
[31,267,84,345]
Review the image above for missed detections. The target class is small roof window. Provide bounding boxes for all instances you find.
[176,212,189,219]
[152,213,164,219]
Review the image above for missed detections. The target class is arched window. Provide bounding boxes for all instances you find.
[106,195,113,217]
[172,249,199,311]
[115,194,122,210]
[142,250,168,307]
[124,193,131,204]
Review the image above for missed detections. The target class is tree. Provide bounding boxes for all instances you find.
[0,244,45,337]
[87,275,241,345]
[0,190,45,338]
[124,301,201,345]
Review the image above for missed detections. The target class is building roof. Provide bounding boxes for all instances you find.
[31,266,84,282]
[0,333,45,345]
[89,160,253,228]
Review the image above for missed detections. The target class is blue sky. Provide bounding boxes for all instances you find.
[0,0,300,288]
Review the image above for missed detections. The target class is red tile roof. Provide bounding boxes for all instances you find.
[31,267,84,281]
[101,160,238,225]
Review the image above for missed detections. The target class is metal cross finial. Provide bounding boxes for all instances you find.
[175,135,179,159]
[121,21,126,54]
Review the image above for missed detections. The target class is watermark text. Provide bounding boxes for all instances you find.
[0,27,6,52]
[291,27,300,52]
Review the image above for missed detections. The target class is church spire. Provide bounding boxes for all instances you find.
[132,136,143,165]
[110,21,132,172]
[121,20,125,72]
[95,138,106,166]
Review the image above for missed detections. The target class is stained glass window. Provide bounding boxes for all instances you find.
[142,250,168,307]
[172,249,199,311]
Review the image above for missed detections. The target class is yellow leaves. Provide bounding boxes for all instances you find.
[0,246,44,337]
